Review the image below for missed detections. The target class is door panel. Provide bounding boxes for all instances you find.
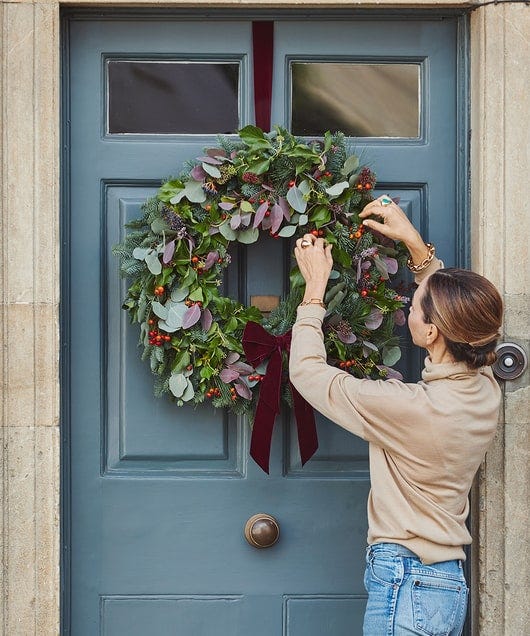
[64,13,462,635]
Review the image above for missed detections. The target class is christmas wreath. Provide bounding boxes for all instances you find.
[113,126,408,468]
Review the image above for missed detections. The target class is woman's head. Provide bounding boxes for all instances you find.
[417,268,503,368]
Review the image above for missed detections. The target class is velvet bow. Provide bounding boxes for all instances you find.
[242,321,318,473]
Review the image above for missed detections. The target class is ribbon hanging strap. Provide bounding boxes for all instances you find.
[242,321,318,473]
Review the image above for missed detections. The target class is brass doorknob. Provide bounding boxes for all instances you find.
[244,513,280,549]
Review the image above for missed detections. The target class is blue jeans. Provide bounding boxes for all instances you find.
[363,543,468,636]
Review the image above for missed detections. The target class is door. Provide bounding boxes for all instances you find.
[63,12,465,635]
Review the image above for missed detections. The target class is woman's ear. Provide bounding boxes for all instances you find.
[425,323,439,346]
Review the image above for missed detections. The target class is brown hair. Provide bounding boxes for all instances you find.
[420,268,503,368]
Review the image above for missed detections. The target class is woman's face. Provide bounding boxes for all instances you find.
[408,279,432,348]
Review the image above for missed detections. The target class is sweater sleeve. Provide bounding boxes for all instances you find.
[289,306,432,453]
[288,257,444,452]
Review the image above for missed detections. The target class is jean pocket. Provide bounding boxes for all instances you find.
[368,553,401,587]
[411,576,468,636]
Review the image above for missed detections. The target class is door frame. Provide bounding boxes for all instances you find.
[60,7,471,634]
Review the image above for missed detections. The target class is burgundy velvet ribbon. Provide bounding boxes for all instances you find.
[242,321,318,474]
[252,21,274,132]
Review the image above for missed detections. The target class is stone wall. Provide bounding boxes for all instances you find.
[1,2,528,634]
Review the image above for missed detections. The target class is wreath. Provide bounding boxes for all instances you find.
[113,126,408,467]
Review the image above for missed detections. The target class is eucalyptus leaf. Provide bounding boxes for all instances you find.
[170,286,189,302]
[219,221,237,241]
[253,202,269,228]
[341,155,360,176]
[286,185,307,213]
[298,214,308,226]
[230,214,242,230]
[169,189,186,204]
[198,155,223,165]
[132,247,150,260]
[202,162,221,178]
[278,196,291,221]
[163,240,176,264]
[270,204,284,233]
[169,373,187,398]
[181,379,195,402]
[382,345,402,367]
[362,341,379,358]
[298,180,311,196]
[201,307,213,332]
[182,303,201,329]
[328,270,341,280]
[151,301,168,320]
[145,251,162,275]
[237,227,259,244]
[325,181,350,197]
[184,180,207,203]
[277,225,297,238]
[166,303,187,328]
[157,320,178,333]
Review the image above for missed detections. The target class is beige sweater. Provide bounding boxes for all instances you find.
[289,261,501,564]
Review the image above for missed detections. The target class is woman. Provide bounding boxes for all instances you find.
[289,196,503,636]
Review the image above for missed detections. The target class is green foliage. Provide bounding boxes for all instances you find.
[112,125,409,413]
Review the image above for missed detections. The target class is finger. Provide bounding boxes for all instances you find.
[325,243,333,263]
[359,203,382,219]
[362,218,387,233]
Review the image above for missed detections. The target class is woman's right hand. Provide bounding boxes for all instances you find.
[359,196,430,265]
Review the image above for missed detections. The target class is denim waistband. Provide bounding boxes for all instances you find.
[367,542,464,573]
[369,542,420,559]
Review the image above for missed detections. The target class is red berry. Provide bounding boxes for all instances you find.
[191,255,199,263]
[361,290,368,297]
[164,335,171,342]
[265,211,270,217]
[148,319,155,325]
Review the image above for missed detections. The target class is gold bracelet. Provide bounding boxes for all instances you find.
[300,298,326,308]
[407,243,436,274]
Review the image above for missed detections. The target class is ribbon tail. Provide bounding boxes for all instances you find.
[290,383,318,466]
[249,350,282,474]
[250,399,277,474]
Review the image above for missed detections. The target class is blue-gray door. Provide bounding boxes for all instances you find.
[63,12,465,635]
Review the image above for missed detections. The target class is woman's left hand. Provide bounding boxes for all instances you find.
[294,234,333,300]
